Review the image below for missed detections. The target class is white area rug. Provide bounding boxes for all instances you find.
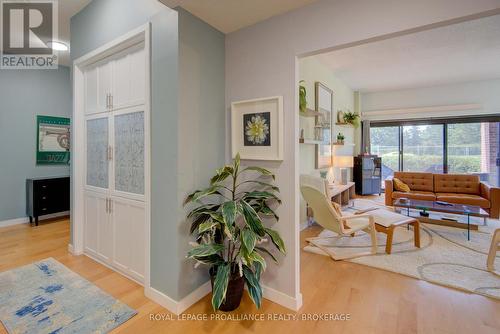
[304,199,500,300]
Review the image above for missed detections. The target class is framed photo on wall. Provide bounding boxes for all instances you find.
[36,115,71,165]
[231,96,283,160]
[315,82,333,169]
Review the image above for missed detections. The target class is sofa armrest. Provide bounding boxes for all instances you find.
[481,181,500,219]
[385,176,394,206]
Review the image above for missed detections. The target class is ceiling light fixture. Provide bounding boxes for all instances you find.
[46,41,69,51]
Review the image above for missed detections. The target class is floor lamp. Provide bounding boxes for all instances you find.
[334,156,353,185]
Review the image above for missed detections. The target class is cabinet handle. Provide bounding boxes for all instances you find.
[109,199,112,214]
[105,198,109,213]
[107,146,113,161]
[110,94,113,109]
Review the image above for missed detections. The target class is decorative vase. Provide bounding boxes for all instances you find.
[337,110,345,123]
[210,267,245,312]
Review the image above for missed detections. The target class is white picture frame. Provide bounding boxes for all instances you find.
[231,96,284,161]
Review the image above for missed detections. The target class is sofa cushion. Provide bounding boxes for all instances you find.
[392,191,436,202]
[394,172,434,192]
[436,193,490,209]
[434,174,480,194]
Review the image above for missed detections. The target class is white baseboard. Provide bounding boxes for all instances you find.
[145,280,302,314]
[145,286,181,315]
[177,281,211,314]
[145,280,211,315]
[0,212,70,228]
[0,217,29,228]
[262,285,303,311]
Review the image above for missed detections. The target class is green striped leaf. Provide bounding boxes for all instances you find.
[241,166,275,180]
[241,228,257,253]
[222,201,238,225]
[243,266,262,308]
[212,263,230,310]
[240,200,266,237]
[187,244,224,258]
[265,228,286,254]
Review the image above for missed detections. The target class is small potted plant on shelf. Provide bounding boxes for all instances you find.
[184,153,285,311]
[299,80,307,113]
[342,111,360,128]
[337,132,345,144]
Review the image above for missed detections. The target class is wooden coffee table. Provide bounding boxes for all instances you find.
[393,198,489,240]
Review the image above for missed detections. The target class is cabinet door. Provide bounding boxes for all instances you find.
[84,66,98,114]
[98,60,113,112]
[86,116,109,190]
[84,191,110,262]
[112,44,145,110]
[112,110,145,198]
[111,196,145,282]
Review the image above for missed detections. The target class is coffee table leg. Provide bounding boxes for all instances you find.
[467,214,470,241]
[413,221,420,248]
[385,225,395,254]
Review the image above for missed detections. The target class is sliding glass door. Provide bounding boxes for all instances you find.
[370,126,400,183]
[370,119,500,187]
[402,124,444,173]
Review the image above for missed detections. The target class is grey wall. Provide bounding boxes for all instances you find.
[0,67,71,221]
[225,0,500,306]
[71,1,225,302]
[177,8,225,299]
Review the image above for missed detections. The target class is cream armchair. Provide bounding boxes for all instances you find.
[300,185,378,260]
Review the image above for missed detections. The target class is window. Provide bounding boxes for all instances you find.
[402,124,444,173]
[370,118,500,187]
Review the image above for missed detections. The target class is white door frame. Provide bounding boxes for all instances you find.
[72,23,151,289]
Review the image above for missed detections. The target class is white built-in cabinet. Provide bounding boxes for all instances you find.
[83,42,147,284]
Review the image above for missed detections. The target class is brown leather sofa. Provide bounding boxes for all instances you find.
[385,172,500,218]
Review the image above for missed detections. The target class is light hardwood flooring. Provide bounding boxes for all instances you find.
[0,217,499,334]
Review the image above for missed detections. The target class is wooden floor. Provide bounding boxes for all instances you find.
[0,218,499,334]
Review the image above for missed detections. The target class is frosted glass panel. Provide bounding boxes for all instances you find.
[86,118,109,188]
[114,111,144,195]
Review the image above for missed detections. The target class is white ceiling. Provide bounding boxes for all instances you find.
[160,0,319,33]
[56,0,92,65]
[315,15,500,93]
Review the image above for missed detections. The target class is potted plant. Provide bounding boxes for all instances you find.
[337,132,345,144]
[299,80,307,113]
[343,111,360,128]
[184,153,285,311]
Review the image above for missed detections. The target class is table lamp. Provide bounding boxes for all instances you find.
[333,156,353,185]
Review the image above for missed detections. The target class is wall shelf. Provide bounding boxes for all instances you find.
[335,122,353,126]
[300,109,322,117]
[299,138,323,145]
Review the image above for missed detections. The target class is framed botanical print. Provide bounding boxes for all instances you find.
[231,96,283,160]
[315,82,333,169]
[36,115,71,165]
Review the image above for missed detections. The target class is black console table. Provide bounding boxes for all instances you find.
[26,176,70,226]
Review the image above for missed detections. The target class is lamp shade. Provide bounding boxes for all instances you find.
[333,156,353,168]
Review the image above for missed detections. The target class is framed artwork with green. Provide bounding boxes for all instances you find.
[36,115,70,165]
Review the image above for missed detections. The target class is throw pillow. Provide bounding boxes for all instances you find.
[393,178,411,192]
